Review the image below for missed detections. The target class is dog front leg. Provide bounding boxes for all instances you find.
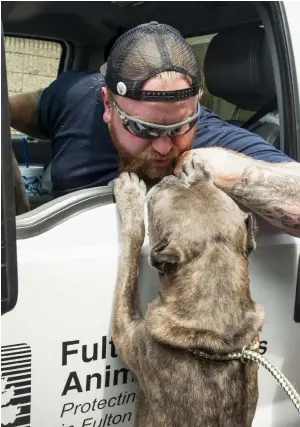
[113,172,146,369]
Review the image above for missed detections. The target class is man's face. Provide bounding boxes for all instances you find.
[102,78,198,183]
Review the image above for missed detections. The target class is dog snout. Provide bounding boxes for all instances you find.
[159,175,180,187]
[147,176,178,204]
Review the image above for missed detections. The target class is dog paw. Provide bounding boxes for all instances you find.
[179,154,212,185]
[114,172,146,228]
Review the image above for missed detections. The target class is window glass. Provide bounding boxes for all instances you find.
[5,36,62,134]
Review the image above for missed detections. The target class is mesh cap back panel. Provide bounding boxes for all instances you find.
[105,22,202,101]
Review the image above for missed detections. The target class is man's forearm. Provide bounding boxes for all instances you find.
[175,148,300,237]
[221,160,300,237]
[9,90,45,139]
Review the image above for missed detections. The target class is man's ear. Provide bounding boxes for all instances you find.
[149,241,180,274]
[245,212,257,255]
[101,87,112,123]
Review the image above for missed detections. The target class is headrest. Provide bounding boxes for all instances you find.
[204,27,275,111]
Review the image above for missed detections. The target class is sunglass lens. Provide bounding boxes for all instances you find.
[126,121,162,139]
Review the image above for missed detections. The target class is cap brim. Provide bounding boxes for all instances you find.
[100,62,107,76]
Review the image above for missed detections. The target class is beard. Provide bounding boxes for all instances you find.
[109,122,197,185]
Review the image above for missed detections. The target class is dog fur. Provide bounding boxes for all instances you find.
[113,156,264,427]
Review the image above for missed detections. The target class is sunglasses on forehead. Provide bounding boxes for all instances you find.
[112,100,201,140]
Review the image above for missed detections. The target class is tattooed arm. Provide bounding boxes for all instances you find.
[174,148,300,237]
[228,162,300,236]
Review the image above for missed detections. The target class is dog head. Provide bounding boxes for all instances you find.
[147,175,256,277]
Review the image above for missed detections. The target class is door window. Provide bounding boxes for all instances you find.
[5,36,62,134]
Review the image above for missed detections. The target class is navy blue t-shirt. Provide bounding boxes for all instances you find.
[39,71,294,196]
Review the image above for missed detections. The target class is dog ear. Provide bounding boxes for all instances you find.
[245,213,257,255]
[150,242,180,274]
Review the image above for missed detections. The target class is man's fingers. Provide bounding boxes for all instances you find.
[174,151,192,177]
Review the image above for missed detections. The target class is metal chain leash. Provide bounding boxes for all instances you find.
[189,342,300,414]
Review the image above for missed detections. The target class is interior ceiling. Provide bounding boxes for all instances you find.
[2,1,261,48]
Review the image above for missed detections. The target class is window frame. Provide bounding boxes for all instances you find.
[1,28,18,316]
[256,2,300,161]
[1,33,72,315]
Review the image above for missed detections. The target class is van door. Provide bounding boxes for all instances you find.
[1,198,300,427]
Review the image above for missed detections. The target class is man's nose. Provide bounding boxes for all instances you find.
[151,135,173,155]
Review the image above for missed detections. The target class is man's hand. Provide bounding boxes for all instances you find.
[174,148,251,186]
[174,148,300,237]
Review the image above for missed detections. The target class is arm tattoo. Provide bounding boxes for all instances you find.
[230,165,300,232]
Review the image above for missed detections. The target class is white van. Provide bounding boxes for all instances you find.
[1,2,299,427]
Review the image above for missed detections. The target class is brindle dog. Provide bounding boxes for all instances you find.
[113,155,264,427]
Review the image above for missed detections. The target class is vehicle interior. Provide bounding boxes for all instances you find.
[2,1,299,213]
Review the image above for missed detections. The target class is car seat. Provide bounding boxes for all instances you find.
[204,26,280,149]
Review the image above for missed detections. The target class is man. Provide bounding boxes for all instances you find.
[9,22,300,236]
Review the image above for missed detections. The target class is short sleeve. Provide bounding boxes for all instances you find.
[37,71,117,194]
[38,71,86,139]
[193,107,296,163]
